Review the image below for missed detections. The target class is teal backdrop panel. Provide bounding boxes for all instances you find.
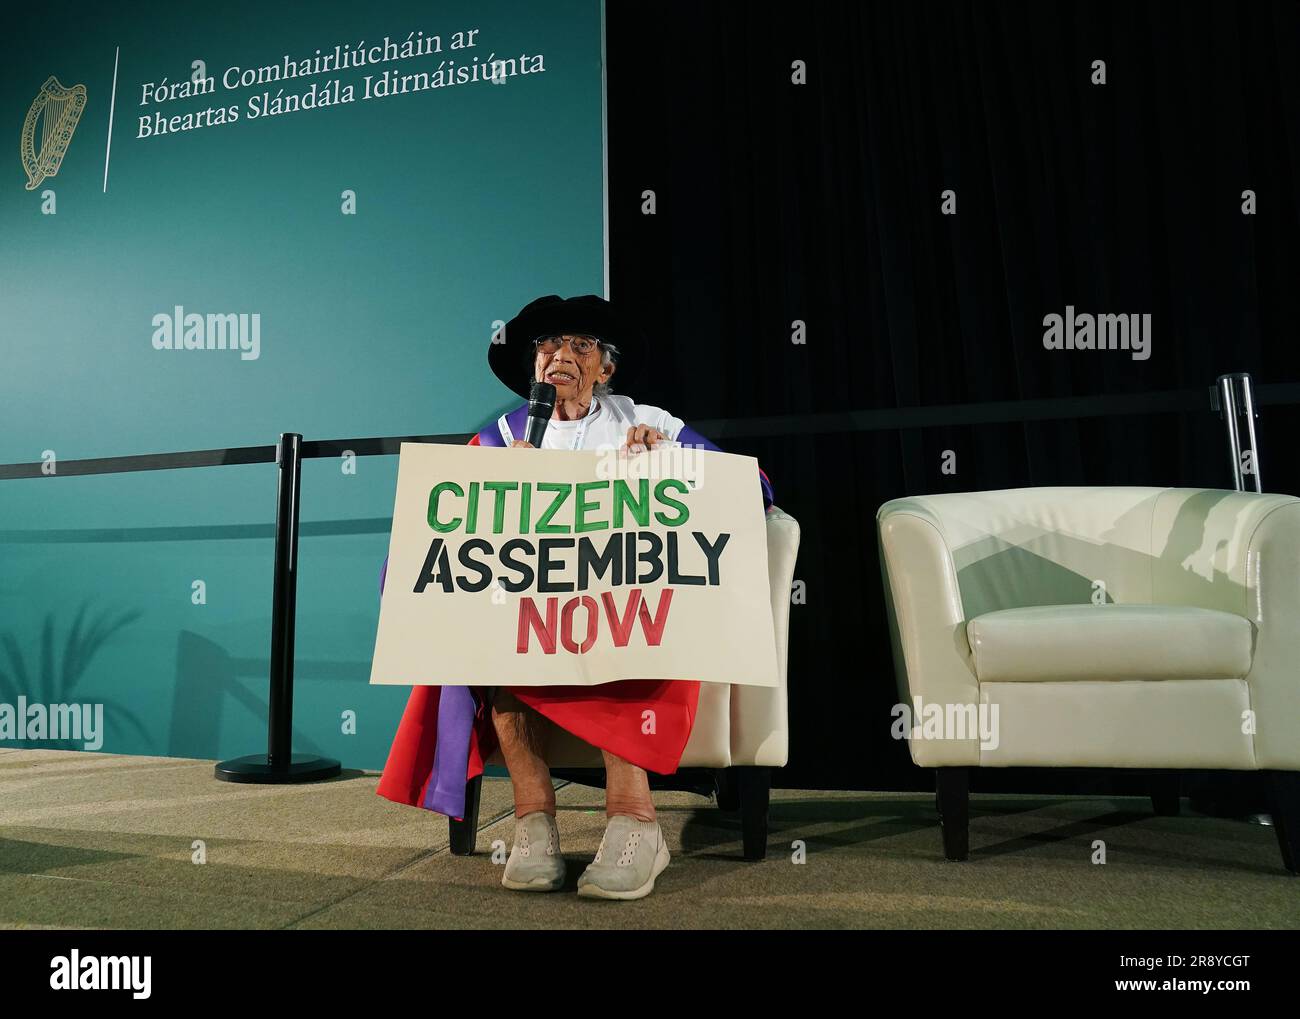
[0,0,607,769]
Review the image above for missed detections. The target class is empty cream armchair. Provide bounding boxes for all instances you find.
[452,506,801,861]
[877,487,1300,872]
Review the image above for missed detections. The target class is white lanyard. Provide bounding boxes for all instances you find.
[567,397,598,450]
[497,396,598,449]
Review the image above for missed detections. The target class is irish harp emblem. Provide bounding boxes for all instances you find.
[20,76,87,190]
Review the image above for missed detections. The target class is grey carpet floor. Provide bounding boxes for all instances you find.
[0,748,1294,929]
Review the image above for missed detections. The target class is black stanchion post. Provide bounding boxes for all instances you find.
[268,431,304,769]
[215,433,341,784]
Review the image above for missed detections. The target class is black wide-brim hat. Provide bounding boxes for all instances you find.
[491,294,639,399]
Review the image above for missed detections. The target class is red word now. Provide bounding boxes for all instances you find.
[516,588,674,654]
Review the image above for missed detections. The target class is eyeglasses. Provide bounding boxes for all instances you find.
[534,333,601,355]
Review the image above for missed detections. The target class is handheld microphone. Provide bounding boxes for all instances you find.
[524,381,556,447]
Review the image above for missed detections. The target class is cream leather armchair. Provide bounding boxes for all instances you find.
[452,506,800,860]
[877,487,1300,872]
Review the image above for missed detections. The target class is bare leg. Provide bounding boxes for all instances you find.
[491,688,555,818]
[602,749,656,822]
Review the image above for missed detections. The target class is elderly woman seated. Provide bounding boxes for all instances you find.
[376,294,773,900]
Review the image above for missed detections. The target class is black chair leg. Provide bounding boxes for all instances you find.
[448,774,483,856]
[1150,770,1182,816]
[1268,771,1300,875]
[935,768,969,861]
[715,767,740,811]
[736,766,771,861]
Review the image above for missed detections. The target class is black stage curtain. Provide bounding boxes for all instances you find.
[606,0,1300,793]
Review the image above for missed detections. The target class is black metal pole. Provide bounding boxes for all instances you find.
[268,432,301,768]
[215,433,340,784]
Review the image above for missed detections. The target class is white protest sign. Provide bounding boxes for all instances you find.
[369,442,777,687]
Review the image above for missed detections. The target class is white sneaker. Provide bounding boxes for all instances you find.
[501,811,566,892]
[577,815,670,900]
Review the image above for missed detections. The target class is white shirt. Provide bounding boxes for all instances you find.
[535,395,686,452]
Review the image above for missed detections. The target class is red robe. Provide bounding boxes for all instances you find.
[374,432,702,813]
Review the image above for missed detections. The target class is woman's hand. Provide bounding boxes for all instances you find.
[510,439,534,449]
[622,424,668,453]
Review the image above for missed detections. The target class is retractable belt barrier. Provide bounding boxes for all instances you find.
[0,376,1280,783]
